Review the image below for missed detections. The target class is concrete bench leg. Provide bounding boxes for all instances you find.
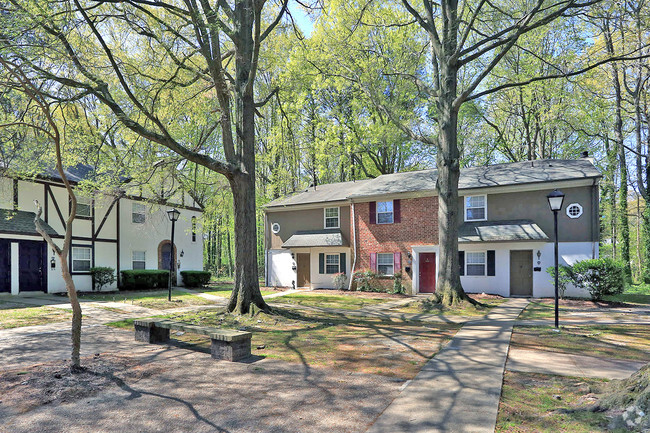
[211,337,251,361]
[135,324,170,343]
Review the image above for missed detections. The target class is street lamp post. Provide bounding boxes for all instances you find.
[546,189,565,329]
[166,208,180,302]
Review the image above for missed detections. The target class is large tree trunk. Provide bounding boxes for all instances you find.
[434,46,472,305]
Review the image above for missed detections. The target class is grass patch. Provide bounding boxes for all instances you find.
[391,297,507,317]
[267,293,393,310]
[0,306,72,329]
[496,371,612,432]
[604,283,650,305]
[511,325,650,361]
[200,286,275,297]
[518,300,584,320]
[119,307,459,380]
[78,289,217,310]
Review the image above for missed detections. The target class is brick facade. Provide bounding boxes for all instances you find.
[353,196,439,287]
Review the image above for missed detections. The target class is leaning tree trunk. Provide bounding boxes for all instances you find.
[58,251,83,369]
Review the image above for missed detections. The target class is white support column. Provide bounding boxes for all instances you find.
[10,242,19,294]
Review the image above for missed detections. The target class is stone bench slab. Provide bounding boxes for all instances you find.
[134,319,251,342]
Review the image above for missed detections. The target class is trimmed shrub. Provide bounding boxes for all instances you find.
[545,264,573,299]
[332,272,348,290]
[392,272,405,294]
[90,267,116,291]
[180,270,211,288]
[570,258,626,301]
[121,270,169,290]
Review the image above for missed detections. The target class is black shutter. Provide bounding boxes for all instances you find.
[340,253,346,274]
[394,199,401,223]
[487,250,496,276]
[319,253,325,274]
[459,251,465,276]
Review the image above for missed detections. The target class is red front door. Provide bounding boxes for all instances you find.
[419,253,436,293]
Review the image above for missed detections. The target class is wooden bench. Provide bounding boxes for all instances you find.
[134,319,252,362]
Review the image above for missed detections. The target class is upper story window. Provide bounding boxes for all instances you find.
[377,253,394,275]
[71,246,92,272]
[465,195,487,221]
[132,251,146,270]
[76,197,91,218]
[191,216,197,242]
[377,201,394,224]
[132,203,146,224]
[466,251,486,276]
[324,207,340,228]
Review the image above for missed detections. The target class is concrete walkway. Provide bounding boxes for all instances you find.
[506,348,647,380]
[367,298,529,433]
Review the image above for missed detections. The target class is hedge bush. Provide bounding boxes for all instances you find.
[545,264,573,299]
[180,271,211,288]
[120,270,169,290]
[570,258,626,301]
[352,269,402,293]
[90,267,116,291]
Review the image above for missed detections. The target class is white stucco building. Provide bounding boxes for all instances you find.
[0,166,203,294]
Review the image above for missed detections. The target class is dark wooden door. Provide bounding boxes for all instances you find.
[419,253,436,293]
[19,241,46,292]
[0,240,10,293]
[510,250,533,296]
[296,253,310,287]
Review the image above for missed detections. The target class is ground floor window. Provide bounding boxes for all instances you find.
[71,247,92,272]
[466,251,486,276]
[377,253,394,276]
[325,254,340,274]
[132,251,146,269]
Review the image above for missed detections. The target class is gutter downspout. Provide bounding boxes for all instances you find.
[592,178,598,259]
[348,201,357,291]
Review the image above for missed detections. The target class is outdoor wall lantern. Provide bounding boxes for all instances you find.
[180,250,184,258]
[536,250,541,264]
[166,208,181,301]
[50,256,56,269]
[546,189,565,329]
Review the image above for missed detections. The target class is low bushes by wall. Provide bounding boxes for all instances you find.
[352,270,405,294]
[180,271,211,288]
[120,270,169,290]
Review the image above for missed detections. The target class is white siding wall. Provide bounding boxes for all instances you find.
[266,247,352,289]
[411,241,596,298]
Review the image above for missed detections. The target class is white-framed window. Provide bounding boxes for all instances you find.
[324,207,340,228]
[132,202,146,224]
[377,253,394,276]
[271,222,281,234]
[76,197,92,217]
[191,216,197,242]
[325,254,340,274]
[466,251,486,276]
[132,251,146,270]
[566,203,583,219]
[71,246,92,272]
[377,201,394,224]
[465,195,487,221]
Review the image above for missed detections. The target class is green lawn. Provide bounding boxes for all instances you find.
[107,307,459,380]
[496,372,612,432]
[267,292,394,310]
[200,286,276,297]
[604,283,650,305]
[511,324,650,361]
[517,300,584,320]
[0,305,72,329]
[78,289,217,310]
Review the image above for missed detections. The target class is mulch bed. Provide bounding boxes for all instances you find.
[0,353,168,414]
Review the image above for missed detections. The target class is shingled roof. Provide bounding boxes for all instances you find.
[266,159,601,208]
[0,209,58,237]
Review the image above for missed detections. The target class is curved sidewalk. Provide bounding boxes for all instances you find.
[367,298,528,433]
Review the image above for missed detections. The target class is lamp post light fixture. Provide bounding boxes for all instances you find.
[547,189,565,328]
[166,208,181,302]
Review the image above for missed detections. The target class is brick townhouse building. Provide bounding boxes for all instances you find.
[263,158,601,297]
